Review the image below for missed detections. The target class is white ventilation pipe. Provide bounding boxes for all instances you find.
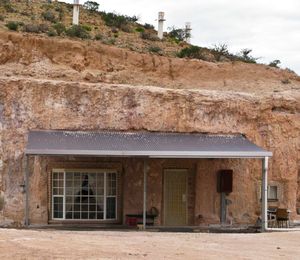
[158,12,165,40]
[73,0,80,25]
[185,22,192,44]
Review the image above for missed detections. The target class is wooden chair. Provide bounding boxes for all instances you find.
[276,208,290,228]
[267,210,277,228]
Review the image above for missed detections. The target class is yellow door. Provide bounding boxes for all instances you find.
[164,169,188,226]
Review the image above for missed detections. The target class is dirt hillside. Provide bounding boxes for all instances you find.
[0,30,300,93]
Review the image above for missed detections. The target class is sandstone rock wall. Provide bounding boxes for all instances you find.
[0,77,299,226]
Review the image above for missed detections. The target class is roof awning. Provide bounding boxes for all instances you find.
[25,130,272,158]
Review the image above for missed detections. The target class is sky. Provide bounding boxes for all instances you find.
[64,0,300,74]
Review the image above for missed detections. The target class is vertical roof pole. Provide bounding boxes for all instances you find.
[261,157,268,232]
[143,159,147,230]
[24,155,29,228]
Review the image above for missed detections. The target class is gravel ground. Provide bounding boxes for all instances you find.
[0,228,299,259]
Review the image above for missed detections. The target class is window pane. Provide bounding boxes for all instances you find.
[53,172,58,180]
[97,212,104,219]
[268,186,277,200]
[96,196,104,209]
[107,173,117,196]
[81,212,88,219]
[66,211,73,219]
[74,204,80,211]
[66,187,73,195]
[53,197,63,219]
[53,180,59,188]
[73,212,80,219]
[89,212,96,219]
[66,173,73,182]
[106,197,116,219]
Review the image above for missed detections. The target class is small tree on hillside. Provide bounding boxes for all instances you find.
[168,26,190,43]
[238,48,258,63]
[83,1,99,12]
[269,59,281,68]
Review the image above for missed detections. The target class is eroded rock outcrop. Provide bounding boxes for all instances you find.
[0,29,299,226]
[0,76,299,225]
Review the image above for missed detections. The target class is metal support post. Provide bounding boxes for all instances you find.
[261,157,269,231]
[24,155,29,227]
[143,159,147,230]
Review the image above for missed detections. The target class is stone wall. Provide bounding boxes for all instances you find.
[0,77,299,226]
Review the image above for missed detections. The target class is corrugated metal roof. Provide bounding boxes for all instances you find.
[25,130,272,158]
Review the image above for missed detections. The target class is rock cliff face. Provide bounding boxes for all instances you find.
[0,31,299,226]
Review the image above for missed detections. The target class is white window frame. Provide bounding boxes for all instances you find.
[52,171,65,220]
[259,184,278,202]
[52,169,118,221]
[267,185,278,201]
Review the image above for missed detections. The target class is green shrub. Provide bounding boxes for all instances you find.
[94,33,103,40]
[144,23,154,30]
[102,37,116,45]
[128,15,139,22]
[212,44,230,61]
[0,15,5,21]
[47,29,57,37]
[168,26,190,43]
[120,23,132,33]
[41,10,56,23]
[5,21,19,31]
[39,23,49,33]
[55,6,63,12]
[58,9,64,21]
[111,27,118,33]
[140,31,158,41]
[101,12,138,30]
[81,24,92,31]
[177,46,203,59]
[107,38,116,45]
[269,59,281,68]
[23,24,40,33]
[237,49,258,63]
[101,12,125,28]
[135,27,145,33]
[66,25,91,39]
[83,1,99,12]
[148,46,162,54]
[3,3,16,13]
[52,23,65,35]
[20,11,30,16]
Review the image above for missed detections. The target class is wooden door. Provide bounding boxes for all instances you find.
[164,169,188,226]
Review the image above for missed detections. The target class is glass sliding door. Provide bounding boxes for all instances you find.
[52,170,117,221]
